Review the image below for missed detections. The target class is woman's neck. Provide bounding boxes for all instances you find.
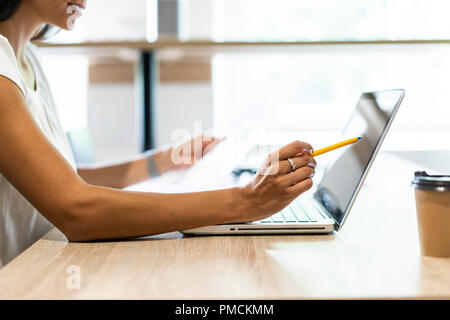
[0,3,42,63]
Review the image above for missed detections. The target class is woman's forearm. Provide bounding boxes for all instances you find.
[77,136,225,189]
[64,185,246,241]
[77,150,172,189]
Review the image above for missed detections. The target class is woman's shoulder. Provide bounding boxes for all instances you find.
[0,34,27,97]
[0,34,17,61]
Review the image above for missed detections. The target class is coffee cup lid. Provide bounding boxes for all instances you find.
[412,171,450,191]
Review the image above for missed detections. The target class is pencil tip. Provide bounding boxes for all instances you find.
[357,136,362,140]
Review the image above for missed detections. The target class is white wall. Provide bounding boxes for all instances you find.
[86,81,213,162]
[179,0,213,40]
[87,84,140,162]
[154,82,214,147]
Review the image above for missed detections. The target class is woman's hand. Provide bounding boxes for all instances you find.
[156,135,224,173]
[238,140,316,222]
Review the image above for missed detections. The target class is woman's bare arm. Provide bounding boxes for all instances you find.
[0,77,245,240]
[77,136,222,189]
[76,153,167,189]
[0,76,316,242]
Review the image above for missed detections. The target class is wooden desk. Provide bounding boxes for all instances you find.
[0,153,449,299]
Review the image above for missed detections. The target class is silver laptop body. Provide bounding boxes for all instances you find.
[183,89,405,235]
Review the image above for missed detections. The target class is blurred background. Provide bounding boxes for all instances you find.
[37,0,450,164]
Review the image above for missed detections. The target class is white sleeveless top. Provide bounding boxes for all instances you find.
[0,35,76,267]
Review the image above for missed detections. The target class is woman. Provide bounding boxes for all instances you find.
[0,0,316,267]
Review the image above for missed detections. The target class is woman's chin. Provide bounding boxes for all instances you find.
[57,20,79,31]
[64,24,75,31]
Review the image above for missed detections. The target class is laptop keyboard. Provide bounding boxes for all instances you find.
[256,198,325,224]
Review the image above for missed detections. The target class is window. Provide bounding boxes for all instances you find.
[209,0,450,150]
[211,0,450,41]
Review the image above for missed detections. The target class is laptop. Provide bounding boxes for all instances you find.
[182,89,405,235]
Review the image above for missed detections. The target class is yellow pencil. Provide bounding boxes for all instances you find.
[311,137,362,157]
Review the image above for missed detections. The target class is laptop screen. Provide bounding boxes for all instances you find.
[313,90,405,230]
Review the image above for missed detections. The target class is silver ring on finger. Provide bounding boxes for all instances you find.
[287,158,296,172]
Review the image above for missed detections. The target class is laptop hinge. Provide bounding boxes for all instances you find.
[310,198,340,229]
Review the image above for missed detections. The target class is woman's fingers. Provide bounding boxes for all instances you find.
[244,140,317,220]
[202,137,224,155]
[185,135,225,157]
[201,136,218,148]
[287,177,314,196]
[268,140,313,161]
[278,155,316,175]
[279,165,315,186]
